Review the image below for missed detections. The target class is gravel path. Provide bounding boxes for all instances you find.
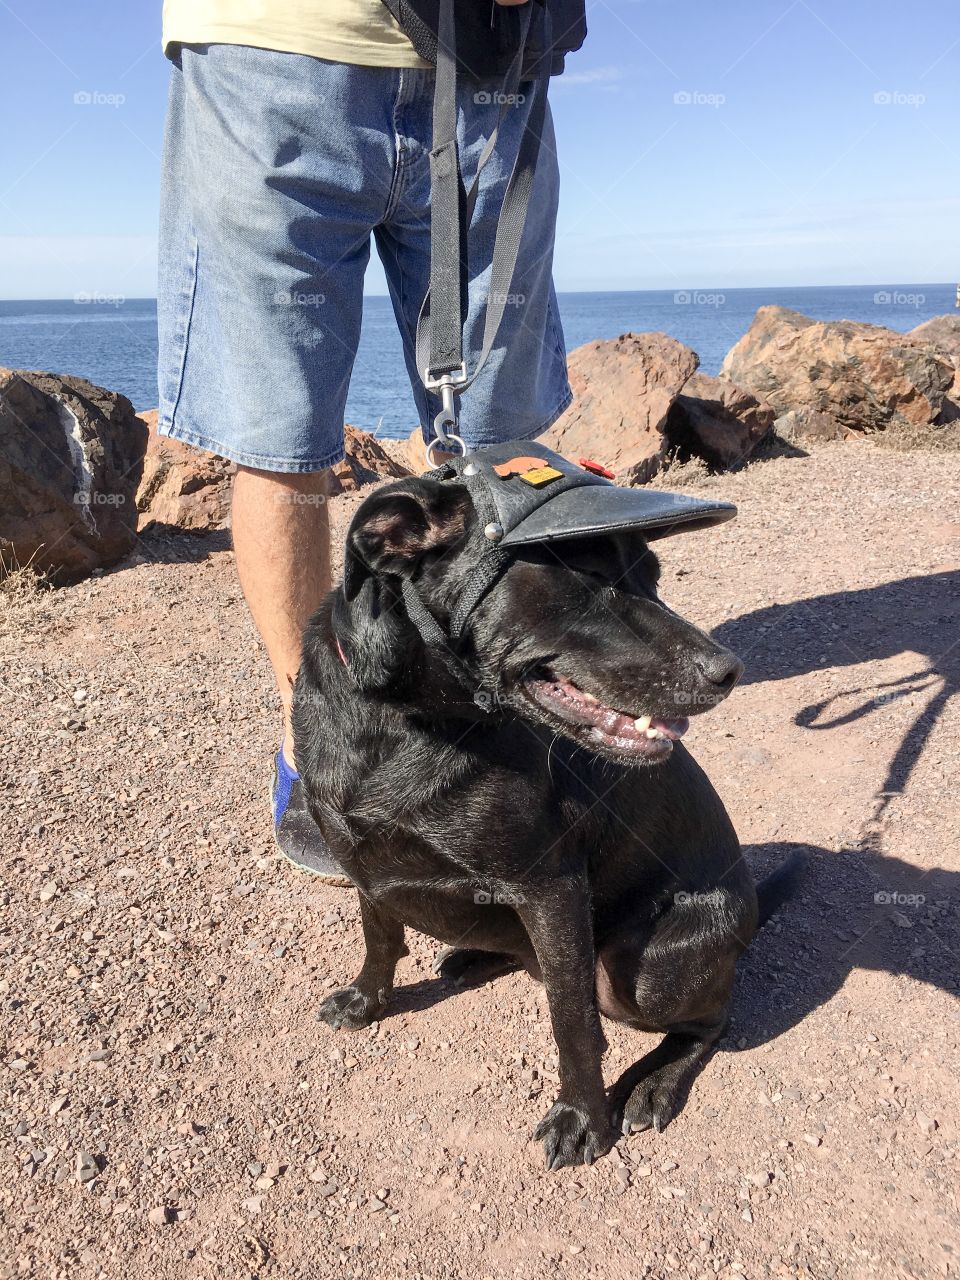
[1,439,957,1280]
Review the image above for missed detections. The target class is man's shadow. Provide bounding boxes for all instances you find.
[713,568,960,826]
[718,568,960,1040]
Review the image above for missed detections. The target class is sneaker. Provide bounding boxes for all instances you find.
[271,750,353,886]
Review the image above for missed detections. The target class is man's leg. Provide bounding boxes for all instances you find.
[156,47,401,881]
[231,466,331,766]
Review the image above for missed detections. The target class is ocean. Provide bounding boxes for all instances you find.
[0,283,953,439]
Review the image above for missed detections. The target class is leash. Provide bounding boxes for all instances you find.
[416,0,553,465]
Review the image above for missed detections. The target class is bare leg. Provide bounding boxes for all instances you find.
[231,466,331,763]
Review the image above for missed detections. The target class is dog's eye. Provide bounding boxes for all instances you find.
[570,564,618,591]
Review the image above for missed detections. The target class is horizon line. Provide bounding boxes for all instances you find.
[0,280,955,305]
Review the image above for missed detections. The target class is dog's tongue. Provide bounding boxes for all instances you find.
[650,717,688,740]
[541,678,690,743]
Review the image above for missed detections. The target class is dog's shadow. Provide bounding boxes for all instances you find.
[728,840,959,1050]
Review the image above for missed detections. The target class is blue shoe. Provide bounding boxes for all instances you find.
[271,750,353,885]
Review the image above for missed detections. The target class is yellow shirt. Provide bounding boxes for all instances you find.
[162,0,430,68]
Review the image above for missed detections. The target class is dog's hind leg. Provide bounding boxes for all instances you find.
[609,1024,726,1134]
[317,894,407,1030]
[432,947,522,987]
[598,890,753,1133]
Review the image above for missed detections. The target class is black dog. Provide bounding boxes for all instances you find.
[293,471,800,1169]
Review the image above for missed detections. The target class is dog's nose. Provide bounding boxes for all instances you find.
[695,648,744,692]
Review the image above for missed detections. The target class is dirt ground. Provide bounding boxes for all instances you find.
[1,438,957,1280]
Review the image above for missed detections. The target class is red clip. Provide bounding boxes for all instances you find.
[579,457,615,480]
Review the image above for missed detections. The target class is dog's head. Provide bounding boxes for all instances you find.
[335,474,743,765]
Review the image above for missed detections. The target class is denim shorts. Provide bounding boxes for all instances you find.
[157,44,571,473]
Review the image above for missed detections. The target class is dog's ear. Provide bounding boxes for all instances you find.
[343,478,471,601]
[336,479,472,693]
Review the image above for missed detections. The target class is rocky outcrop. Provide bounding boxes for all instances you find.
[720,306,955,436]
[0,370,146,583]
[136,418,410,532]
[772,407,848,442]
[909,314,960,363]
[136,410,234,532]
[328,425,411,494]
[666,372,775,468]
[909,315,960,415]
[542,333,699,484]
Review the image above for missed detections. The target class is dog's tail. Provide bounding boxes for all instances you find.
[756,851,807,929]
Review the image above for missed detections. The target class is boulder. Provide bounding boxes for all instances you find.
[909,314,960,364]
[665,372,775,468]
[772,407,848,442]
[542,333,700,484]
[136,410,234,532]
[400,427,429,473]
[0,369,147,583]
[328,424,411,494]
[909,314,960,414]
[135,417,410,532]
[720,306,955,434]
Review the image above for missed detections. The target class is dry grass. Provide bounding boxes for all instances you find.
[0,544,52,606]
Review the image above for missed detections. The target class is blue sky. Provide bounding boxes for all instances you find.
[0,0,957,298]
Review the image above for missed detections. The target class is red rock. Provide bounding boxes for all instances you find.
[720,306,954,433]
[0,369,146,583]
[136,410,234,532]
[909,314,960,363]
[909,315,960,417]
[327,425,411,494]
[665,372,775,468]
[136,419,411,532]
[542,333,700,484]
[773,407,848,442]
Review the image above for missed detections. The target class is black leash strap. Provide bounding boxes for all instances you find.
[418,0,552,447]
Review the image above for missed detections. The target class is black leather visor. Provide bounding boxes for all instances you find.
[447,440,736,546]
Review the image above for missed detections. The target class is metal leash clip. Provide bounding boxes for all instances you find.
[423,364,467,467]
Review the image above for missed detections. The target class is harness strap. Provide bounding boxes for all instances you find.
[401,576,449,647]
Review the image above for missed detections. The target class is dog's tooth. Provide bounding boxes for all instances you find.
[645,726,662,739]
[634,715,652,732]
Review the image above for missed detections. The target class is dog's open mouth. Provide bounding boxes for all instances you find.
[521,671,689,760]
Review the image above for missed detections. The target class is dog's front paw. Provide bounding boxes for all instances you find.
[534,1101,614,1170]
[317,984,385,1030]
